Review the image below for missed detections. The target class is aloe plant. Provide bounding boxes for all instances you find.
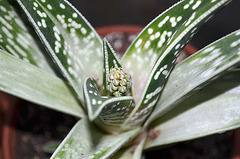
[0,0,240,158]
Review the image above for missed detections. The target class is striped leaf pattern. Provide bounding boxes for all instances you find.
[124,0,233,127]
[145,29,240,126]
[84,77,135,133]
[17,0,103,104]
[145,70,240,149]
[0,0,55,74]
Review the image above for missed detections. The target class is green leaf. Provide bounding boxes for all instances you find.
[17,0,103,104]
[123,0,233,127]
[84,77,135,133]
[103,38,124,95]
[111,147,134,159]
[145,70,240,149]
[51,118,140,159]
[112,137,146,159]
[132,136,146,159]
[145,29,240,126]
[0,0,56,75]
[0,49,85,118]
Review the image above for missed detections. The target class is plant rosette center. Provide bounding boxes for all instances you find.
[106,67,132,97]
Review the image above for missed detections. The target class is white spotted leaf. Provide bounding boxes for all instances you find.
[84,77,135,133]
[51,118,140,159]
[0,0,56,75]
[17,0,103,104]
[0,49,85,118]
[145,70,240,149]
[145,29,240,126]
[103,38,123,95]
[124,0,233,127]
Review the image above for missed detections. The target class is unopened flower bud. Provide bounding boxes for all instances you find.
[107,67,132,96]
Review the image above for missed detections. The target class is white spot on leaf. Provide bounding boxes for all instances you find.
[148,28,153,34]
[184,4,189,9]
[47,4,52,10]
[72,13,78,18]
[192,1,201,10]
[60,3,66,9]
[135,39,142,48]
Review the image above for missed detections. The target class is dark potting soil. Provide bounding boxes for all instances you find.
[15,31,233,159]
[144,132,233,159]
[16,101,78,159]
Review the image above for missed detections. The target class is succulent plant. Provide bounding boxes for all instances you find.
[0,0,240,158]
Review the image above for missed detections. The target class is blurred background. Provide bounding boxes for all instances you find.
[68,0,240,49]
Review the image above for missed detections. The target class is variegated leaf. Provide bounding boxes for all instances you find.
[0,49,85,118]
[17,0,102,104]
[0,0,56,74]
[145,70,240,149]
[123,0,233,127]
[51,118,140,159]
[145,29,240,126]
[103,38,123,95]
[84,77,135,133]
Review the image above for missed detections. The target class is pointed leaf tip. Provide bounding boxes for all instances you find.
[16,0,103,104]
[84,77,136,133]
[124,0,234,127]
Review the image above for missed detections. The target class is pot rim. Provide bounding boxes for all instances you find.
[96,24,198,55]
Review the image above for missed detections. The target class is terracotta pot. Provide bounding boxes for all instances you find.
[96,25,198,56]
[233,129,240,159]
[0,92,20,159]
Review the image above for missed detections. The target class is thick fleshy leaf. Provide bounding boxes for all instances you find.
[123,0,233,127]
[103,38,123,94]
[132,137,146,159]
[111,147,134,159]
[145,70,240,149]
[0,0,56,75]
[84,77,135,133]
[145,29,240,126]
[51,118,140,159]
[17,0,102,104]
[0,49,85,118]
[112,137,146,159]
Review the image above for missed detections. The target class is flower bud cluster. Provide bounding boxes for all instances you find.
[107,67,132,96]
